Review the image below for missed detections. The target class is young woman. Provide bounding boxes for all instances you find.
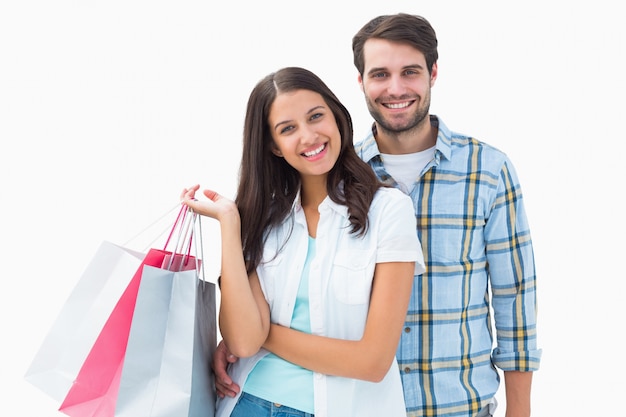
[181,67,425,417]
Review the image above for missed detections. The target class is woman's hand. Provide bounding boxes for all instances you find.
[180,184,238,222]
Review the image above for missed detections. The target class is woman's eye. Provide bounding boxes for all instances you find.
[280,125,294,134]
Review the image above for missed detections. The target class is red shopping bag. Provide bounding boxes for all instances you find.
[24,241,148,402]
[45,205,198,417]
[57,248,170,417]
[26,206,195,417]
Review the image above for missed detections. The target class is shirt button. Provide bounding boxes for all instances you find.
[404,367,411,373]
[404,327,411,333]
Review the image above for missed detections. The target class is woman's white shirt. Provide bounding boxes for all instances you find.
[216,186,425,417]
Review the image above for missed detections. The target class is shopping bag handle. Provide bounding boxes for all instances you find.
[163,204,187,250]
[164,204,197,254]
[122,203,181,251]
[194,211,207,283]
[179,207,206,282]
[121,203,206,278]
[164,206,205,278]
[167,207,195,264]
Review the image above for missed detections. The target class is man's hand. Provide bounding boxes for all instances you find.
[212,340,241,398]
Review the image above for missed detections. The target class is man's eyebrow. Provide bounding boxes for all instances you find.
[367,66,387,76]
[367,64,425,76]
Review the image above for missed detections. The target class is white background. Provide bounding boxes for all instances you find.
[1,1,624,415]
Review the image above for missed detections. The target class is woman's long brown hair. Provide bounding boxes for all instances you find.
[235,67,383,274]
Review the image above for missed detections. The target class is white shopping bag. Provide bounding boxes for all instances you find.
[24,241,148,402]
[115,265,216,417]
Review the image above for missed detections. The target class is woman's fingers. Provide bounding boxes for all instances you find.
[204,189,218,201]
[180,184,200,202]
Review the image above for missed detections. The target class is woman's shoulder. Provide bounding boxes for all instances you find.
[370,186,414,215]
[369,187,418,242]
[373,186,410,203]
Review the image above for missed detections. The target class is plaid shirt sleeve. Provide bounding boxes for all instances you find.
[486,157,542,371]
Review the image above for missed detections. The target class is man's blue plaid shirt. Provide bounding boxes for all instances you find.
[355,116,541,417]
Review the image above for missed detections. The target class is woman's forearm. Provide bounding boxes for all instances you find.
[264,324,393,382]
[218,213,269,358]
[264,262,415,382]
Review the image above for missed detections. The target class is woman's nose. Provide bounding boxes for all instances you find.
[300,125,319,144]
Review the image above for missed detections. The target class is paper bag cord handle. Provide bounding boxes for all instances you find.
[163,204,188,250]
[165,207,199,270]
[196,213,207,282]
[121,203,204,274]
[175,209,205,276]
[170,208,194,254]
[164,207,206,278]
[122,203,180,250]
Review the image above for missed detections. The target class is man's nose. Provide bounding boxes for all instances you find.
[386,74,405,96]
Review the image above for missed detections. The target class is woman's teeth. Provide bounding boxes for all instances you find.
[304,144,325,157]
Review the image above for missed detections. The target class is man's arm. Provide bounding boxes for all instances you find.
[487,159,541,416]
[212,340,240,398]
[503,370,533,417]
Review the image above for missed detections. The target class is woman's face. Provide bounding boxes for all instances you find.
[268,89,341,180]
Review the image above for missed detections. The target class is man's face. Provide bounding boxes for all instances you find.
[359,39,437,134]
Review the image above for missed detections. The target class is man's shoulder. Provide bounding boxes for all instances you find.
[436,119,513,174]
[439,123,505,158]
[353,130,378,161]
[450,133,505,154]
[444,135,511,175]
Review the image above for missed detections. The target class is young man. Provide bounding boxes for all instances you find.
[214,13,541,417]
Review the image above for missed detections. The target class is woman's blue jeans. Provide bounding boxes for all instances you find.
[230,392,314,417]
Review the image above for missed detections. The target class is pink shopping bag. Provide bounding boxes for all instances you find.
[24,241,148,402]
[57,248,171,417]
[58,205,199,417]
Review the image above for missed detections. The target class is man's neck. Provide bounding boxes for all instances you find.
[374,117,437,155]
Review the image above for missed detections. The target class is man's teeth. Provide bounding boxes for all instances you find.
[385,102,410,109]
[304,144,325,157]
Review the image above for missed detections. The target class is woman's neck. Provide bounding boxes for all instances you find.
[300,175,327,238]
[300,174,328,210]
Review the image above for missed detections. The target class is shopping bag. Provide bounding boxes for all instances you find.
[57,248,170,417]
[115,265,217,417]
[24,241,152,402]
[56,205,197,417]
[116,208,216,417]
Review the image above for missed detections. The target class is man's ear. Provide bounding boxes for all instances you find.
[358,73,364,92]
[430,62,438,87]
